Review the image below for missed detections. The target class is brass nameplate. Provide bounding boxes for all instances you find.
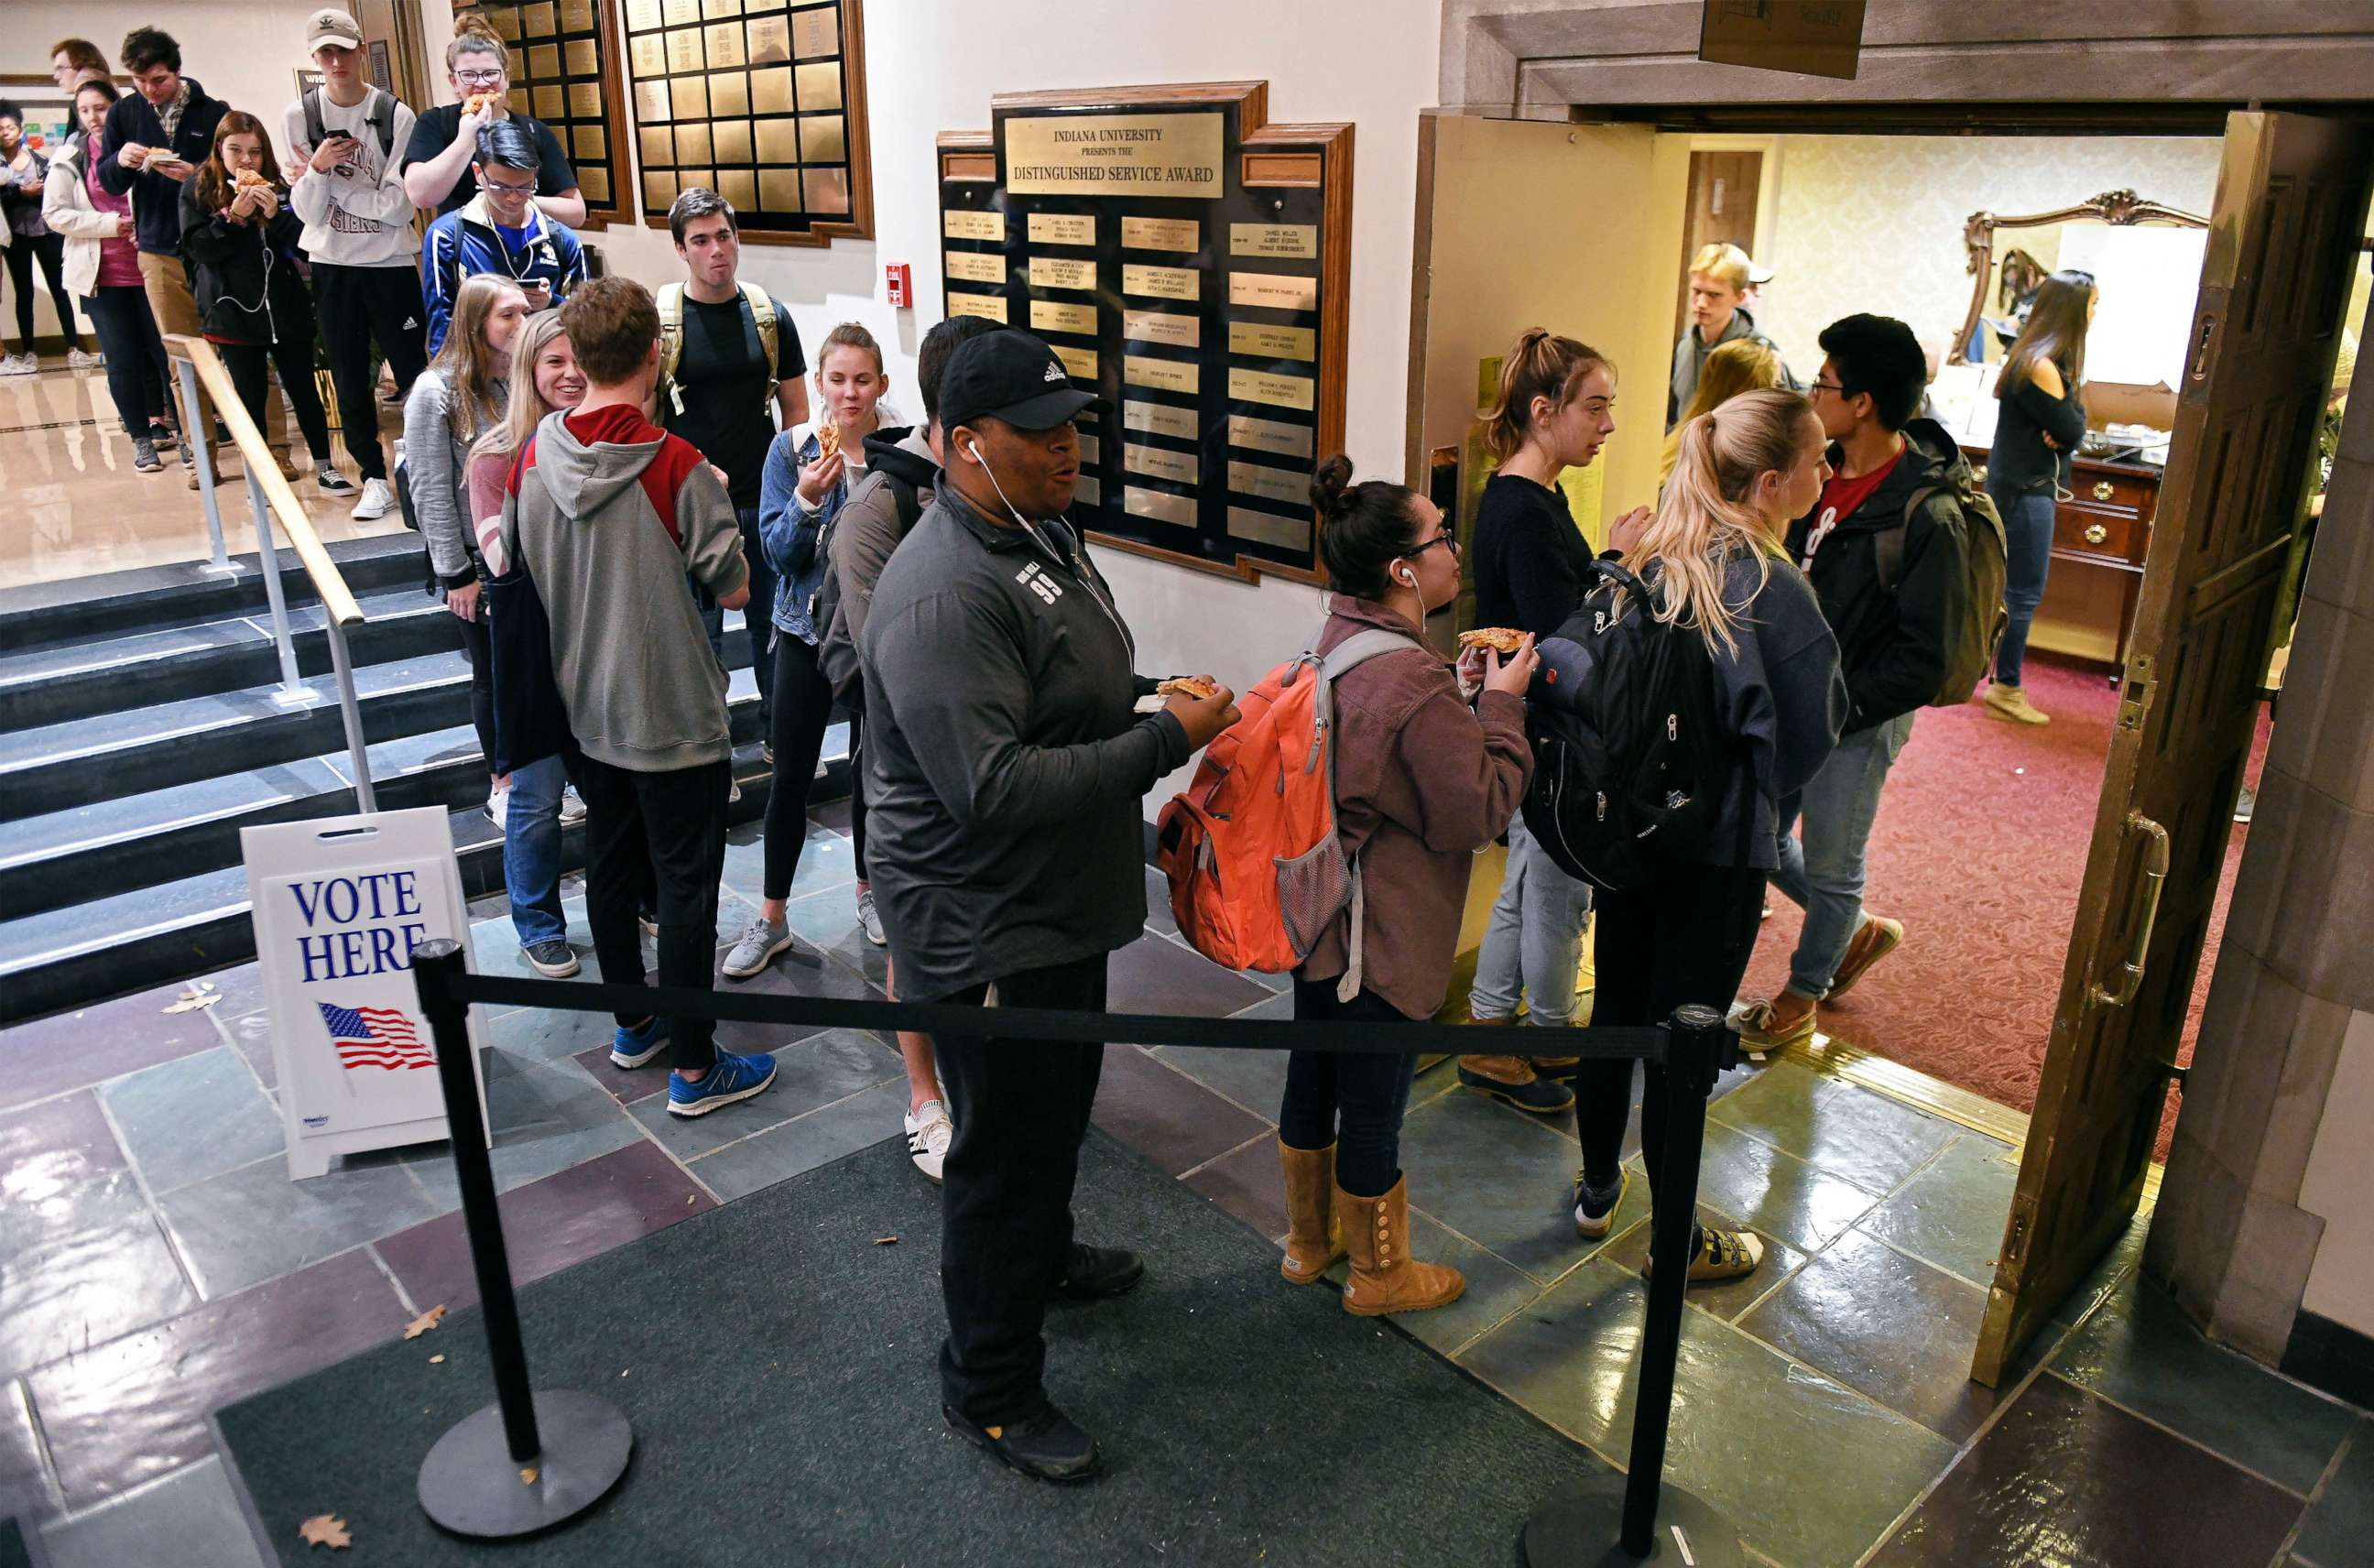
[489,9,523,38]
[1029,212,1096,247]
[1126,486,1198,527]
[946,251,1006,285]
[949,292,1010,324]
[702,0,742,18]
[1128,444,1200,485]
[1051,343,1100,380]
[1126,357,1201,395]
[572,125,605,161]
[750,67,792,114]
[1122,216,1200,252]
[746,15,790,63]
[1227,506,1311,551]
[710,71,748,115]
[1228,415,1315,458]
[1228,321,1316,362]
[792,7,839,58]
[717,169,754,210]
[1030,300,1100,336]
[564,39,598,76]
[532,85,565,121]
[795,61,842,113]
[1007,112,1224,199]
[1029,256,1097,292]
[560,0,595,26]
[704,22,745,68]
[677,123,713,164]
[712,120,751,163]
[1228,461,1309,507]
[667,30,703,72]
[580,167,610,202]
[1078,433,1102,464]
[1073,474,1103,507]
[1230,368,1316,411]
[1229,272,1320,311]
[629,32,664,74]
[1230,223,1318,260]
[634,80,670,121]
[673,75,708,119]
[567,82,602,118]
[625,0,662,27]
[757,119,798,166]
[662,0,698,22]
[757,168,799,211]
[523,2,557,37]
[1122,263,1198,301]
[528,43,562,78]
[1125,401,1199,441]
[944,209,1006,243]
[1124,310,1200,349]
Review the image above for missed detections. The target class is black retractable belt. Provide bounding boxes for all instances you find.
[408,942,1750,1562]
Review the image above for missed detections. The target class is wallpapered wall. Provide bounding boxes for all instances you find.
[1752,135,2227,385]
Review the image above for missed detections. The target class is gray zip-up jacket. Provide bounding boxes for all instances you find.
[403,368,506,587]
[500,405,748,771]
[859,488,1192,1001]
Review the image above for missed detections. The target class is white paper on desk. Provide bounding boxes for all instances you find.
[2058,225,2208,390]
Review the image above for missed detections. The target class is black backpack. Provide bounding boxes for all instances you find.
[814,465,921,707]
[301,85,400,159]
[1519,559,1738,891]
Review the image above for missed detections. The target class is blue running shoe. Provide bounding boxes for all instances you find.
[611,1017,669,1069]
[667,1051,778,1117]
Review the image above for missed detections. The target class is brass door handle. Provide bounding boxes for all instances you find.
[2085,523,2108,545]
[2093,480,2117,502]
[1972,463,1987,485]
[2088,811,2170,1009]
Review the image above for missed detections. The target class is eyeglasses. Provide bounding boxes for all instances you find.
[1810,379,1846,397]
[454,69,505,85]
[482,174,537,195]
[1401,532,1460,561]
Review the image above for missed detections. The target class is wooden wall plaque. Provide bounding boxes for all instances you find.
[452,0,633,224]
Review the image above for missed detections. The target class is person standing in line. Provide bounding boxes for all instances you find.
[1461,331,1647,1115]
[282,6,426,522]
[98,26,290,487]
[399,16,584,225]
[500,278,775,1117]
[861,330,1239,1483]
[815,311,999,1183]
[1737,314,1970,1052]
[177,114,343,493]
[0,100,98,375]
[1660,337,1781,488]
[1565,389,1846,1281]
[724,321,898,984]
[44,76,178,470]
[1275,456,1537,1318]
[419,120,584,357]
[49,40,114,144]
[653,187,809,746]
[1668,243,1797,430]
[1980,270,2096,726]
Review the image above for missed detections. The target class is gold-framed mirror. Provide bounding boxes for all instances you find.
[1952,188,2208,367]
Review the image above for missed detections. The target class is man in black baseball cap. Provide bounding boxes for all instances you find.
[859,328,1238,1483]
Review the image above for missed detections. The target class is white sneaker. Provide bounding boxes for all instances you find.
[0,354,36,377]
[484,785,510,828]
[352,476,395,520]
[904,1099,954,1184]
[856,887,887,948]
[68,346,104,371]
[559,788,588,826]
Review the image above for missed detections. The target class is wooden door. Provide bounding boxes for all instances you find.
[1673,150,1762,338]
[1971,112,2374,1387]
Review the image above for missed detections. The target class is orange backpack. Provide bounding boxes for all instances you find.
[1155,629,1421,998]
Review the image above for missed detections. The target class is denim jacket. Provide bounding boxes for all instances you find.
[758,408,903,644]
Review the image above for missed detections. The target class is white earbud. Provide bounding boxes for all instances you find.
[1398,568,1418,588]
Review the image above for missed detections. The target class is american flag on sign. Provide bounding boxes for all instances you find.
[316,1002,437,1071]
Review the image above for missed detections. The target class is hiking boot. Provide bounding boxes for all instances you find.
[1337,1176,1464,1316]
[1572,1167,1629,1239]
[1279,1139,1345,1285]
[1736,996,1816,1052]
[1053,1243,1145,1301]
[1983,682,2051,725]
[1827,915,1904,998]
[944,1402,1101,1485]
[1530,1055,1581,1080]
[1457,1054,1574,1115]
[1643,1224,1764,1285]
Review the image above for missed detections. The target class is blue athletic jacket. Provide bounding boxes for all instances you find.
[419,191,584,355]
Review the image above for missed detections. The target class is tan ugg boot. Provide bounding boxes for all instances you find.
[1279,1139,1345,1285]
[1336,1176,1465,1316]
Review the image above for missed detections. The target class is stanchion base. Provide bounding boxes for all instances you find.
[418,1390,632,1539]
[1522,1475,1748,1567]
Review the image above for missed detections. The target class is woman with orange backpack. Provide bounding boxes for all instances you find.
[1275,455,1537,1316]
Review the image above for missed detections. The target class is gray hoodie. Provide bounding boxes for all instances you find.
[499,405,748,771]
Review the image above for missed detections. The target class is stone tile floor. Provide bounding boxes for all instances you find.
[0,816,2366,1565]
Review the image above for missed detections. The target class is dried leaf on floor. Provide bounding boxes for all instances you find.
[429,1354,445,1364]
[298,1513,352,1549]
[403,1304,447,1340]
[164,982,223,1014]
[519,1465,540,1486]
[874,1235,898,1246]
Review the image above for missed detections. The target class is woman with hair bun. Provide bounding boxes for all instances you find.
[1274,454,1536,1318]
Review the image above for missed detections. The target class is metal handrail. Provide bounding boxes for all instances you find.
[163,333,377,811]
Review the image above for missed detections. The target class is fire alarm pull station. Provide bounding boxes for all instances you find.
[886,263,912,310]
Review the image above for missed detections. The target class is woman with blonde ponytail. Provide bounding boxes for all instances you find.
[1561,388,1847,1282]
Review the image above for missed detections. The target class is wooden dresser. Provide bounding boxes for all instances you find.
[1963,444,2163,665]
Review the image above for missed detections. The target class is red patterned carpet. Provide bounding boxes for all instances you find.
[1738,652,2262,1147]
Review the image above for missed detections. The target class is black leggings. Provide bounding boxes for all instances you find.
[4,232,82,352]
[80,286,169,435]
[451,608,498,771]
[848,707,869,880]
[218,336,331,463]
[1280,978,1421,1198]
[1574,863,1769,1199]
[762,632,835,902]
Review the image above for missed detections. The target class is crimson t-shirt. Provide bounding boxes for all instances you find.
[1798,442,1905,571]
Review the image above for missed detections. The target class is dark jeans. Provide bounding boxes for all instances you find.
[1280,979,1421,1198]
[578,755,733,1074]
[936,953,1108,1424]
[312,262,428,481]
[1574,862,1768,1198]
[219,337,331,463]
[1989,480,2057,687]
[762,632,835,901]
[451,609,498,771]
[739,509,777,726]
[4,232,82,352]
[80,286,169,435]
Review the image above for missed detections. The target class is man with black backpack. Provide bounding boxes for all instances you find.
[281,8,424,521]
[1738,313,1990,1052]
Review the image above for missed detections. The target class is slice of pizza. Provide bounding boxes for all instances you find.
[817,423,842,462]
[1157,676,1223,700]
[1457,627,1526,654]
[465,92,498,116]
[234,169,270,190]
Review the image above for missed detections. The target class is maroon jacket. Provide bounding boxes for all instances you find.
[1301,597,1533,1020]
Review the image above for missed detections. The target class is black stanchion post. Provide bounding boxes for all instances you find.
[410,940,634,1538]
[1520,1003,1749,1567]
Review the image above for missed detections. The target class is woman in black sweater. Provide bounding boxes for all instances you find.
[1982,269,2095,724]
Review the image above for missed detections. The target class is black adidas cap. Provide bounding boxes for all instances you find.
[936,328,1100,434]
